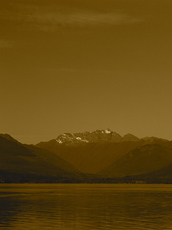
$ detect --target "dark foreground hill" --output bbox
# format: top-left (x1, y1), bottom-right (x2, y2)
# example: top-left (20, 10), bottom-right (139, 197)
top-left (0, 135), bottom-right (83, 183)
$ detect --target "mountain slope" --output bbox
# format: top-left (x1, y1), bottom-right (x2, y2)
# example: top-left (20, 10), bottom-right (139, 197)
top-left (98, 144), bottom-right (172, 177)
top-left (0, 135), bottom-right (82, 182)
top-left (0, 134), bottom-right (19, 143)
top-left (36, 139), bottom-right (144, 174)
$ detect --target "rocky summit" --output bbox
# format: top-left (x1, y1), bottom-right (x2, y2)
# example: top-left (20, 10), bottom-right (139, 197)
top-left (55, 129), bottom-right (139, 145)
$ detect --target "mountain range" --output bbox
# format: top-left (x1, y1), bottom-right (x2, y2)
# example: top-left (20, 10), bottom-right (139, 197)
top-left (1, 129), bottom-right (172, 183)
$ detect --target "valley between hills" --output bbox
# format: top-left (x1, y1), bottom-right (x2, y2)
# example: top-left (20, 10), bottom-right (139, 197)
top-left (1, 129), bottom-right (172, 183)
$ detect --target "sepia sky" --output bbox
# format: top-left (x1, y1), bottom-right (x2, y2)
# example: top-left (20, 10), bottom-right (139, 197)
top-left (1, 0), bottom-right (172, 144)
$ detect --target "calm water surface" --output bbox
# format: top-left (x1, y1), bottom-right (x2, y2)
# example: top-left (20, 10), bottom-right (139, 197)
top-left (0, 184), bottom-right (172, 229)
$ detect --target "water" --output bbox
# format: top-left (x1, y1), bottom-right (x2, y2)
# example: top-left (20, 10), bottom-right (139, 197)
top-left (0, 184), bottom-right (172, 230)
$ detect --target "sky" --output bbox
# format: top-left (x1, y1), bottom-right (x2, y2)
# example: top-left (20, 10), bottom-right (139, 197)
top-left (1, 0), bottom-right (172, 144)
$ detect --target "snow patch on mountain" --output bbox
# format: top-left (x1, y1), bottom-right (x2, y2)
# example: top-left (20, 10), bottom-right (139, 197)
top-left (105, 129), bottom-right (111, 134)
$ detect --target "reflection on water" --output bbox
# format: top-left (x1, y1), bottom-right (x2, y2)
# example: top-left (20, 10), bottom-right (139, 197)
top-left (0, 184), bottom-right (172, 229)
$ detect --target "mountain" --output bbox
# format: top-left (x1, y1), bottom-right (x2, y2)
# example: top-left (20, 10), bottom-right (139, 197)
top-left (43, 129), bottom-right (167, 146)
top-left (36, 129), bottom-right (167, 174)
top-left (98, 144), bottom-right (172, 178)
top-left (1, 131), bottom-right (172, 183)
top-left (55, 129), bottom-right (124, 144)
top-left (123, 133), bottom-right (140, 142)
top-left (141, 136), bottom-right (169, 143)
top-left (37, 141), bottom-right (145, 174)
top-left (0, 133), bottom-right (19, 143)
top-left (0, 134), bottom-right (82, 183)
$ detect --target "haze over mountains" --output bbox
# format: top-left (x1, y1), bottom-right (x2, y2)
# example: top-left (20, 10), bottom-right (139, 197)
top-left (1, 129), bottom-right (172, 183)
